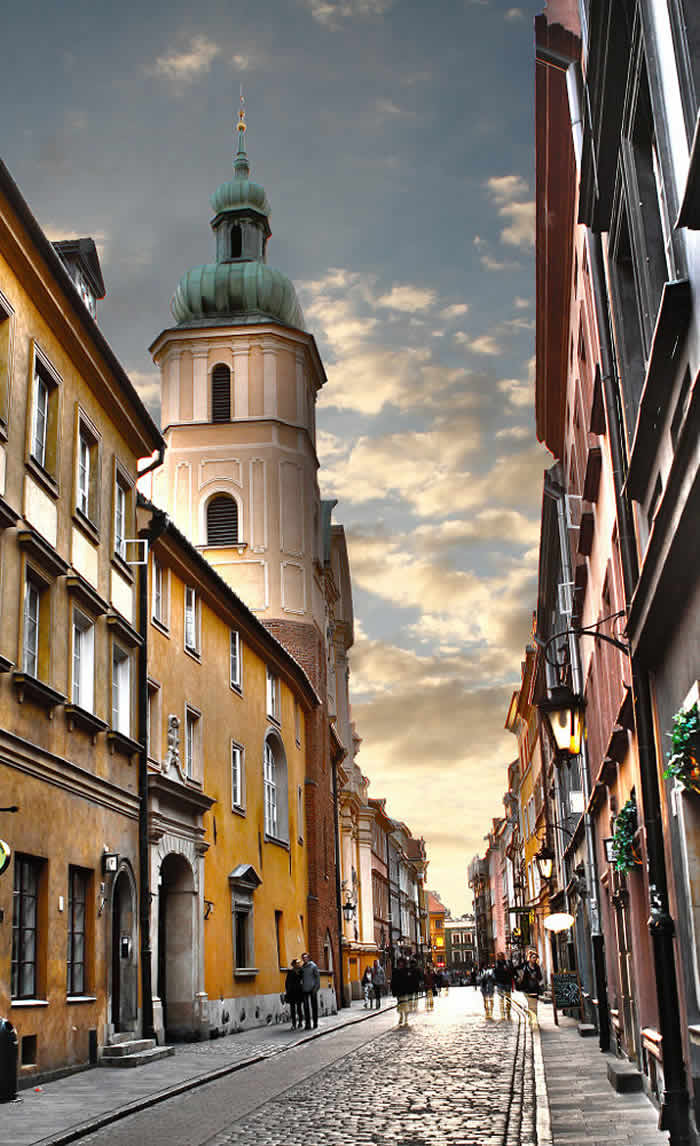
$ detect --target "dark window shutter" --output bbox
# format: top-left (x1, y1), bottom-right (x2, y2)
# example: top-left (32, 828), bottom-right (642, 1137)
top-left (207, 495), bottom-right (238, 545)
top-left (212, 364), bottom-right (231, 423)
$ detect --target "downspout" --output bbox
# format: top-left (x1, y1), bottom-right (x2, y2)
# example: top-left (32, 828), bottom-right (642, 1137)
top-left (136, 467), bottom-right (165, 1041)
top-left (331, 750), bottom-right (346, 1008)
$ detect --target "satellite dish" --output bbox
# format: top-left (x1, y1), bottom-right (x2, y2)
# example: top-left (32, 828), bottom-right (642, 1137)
top-left (543, 912), bottom-right (575, 933)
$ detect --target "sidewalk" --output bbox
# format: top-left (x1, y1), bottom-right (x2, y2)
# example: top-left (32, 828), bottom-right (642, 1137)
top-left (533, 1001), bottom-right (669, 1146)
top-left (3, 999), bottom-right (393, 1146)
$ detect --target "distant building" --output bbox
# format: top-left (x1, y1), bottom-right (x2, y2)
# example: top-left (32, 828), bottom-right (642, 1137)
top-left (444, 916), bottom-right (475, 975)
top-left (426, 890), bottom-right (448, 969)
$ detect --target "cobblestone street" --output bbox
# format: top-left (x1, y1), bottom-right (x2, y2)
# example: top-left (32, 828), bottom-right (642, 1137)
top-left (208, 991), bottom-right (536, 1146)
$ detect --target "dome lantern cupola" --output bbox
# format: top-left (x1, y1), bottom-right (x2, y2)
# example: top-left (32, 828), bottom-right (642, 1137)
top-left (170, 96), bottom-right (305, 330)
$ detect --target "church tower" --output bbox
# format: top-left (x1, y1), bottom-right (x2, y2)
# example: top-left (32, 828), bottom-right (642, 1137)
top-left (150, 101), bottom-right (342, 990)
top-left (150, 100), bottom-right (326, 632)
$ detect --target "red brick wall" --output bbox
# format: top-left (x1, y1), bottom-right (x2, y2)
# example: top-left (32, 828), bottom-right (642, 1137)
top-left (264, 618), bottom-right (341, 1001)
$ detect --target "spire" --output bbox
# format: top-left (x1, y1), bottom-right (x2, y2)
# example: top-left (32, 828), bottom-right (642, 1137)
top-left (234, 87), bottom-right (250, 180)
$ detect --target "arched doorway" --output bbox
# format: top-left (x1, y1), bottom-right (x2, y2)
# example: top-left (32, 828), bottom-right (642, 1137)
top-left (111, 868), bottom-right (137, 1032)
top-left (157, 852), bottom-right (196, 1040)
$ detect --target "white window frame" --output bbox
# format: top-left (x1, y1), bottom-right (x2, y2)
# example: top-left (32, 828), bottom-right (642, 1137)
top-left (184, 586), bottom-right (199, 655)
top-left (31, 371), bottom-right (49, 469)
top-left (72, 609), bottom-right (95, 713)
top-left (263, 739), bottom-right (278, 838)
top-left (230, 629), bottom-right (241, 690)
top-left (23, 577), bottom-right (40, 677)
top-left (231, 741), bottom-right (245, 811)
top-left (266, 668), bottom-right (280, 723)
top-left (147, 679), bottom-right (161, 762)
top-left (77, 431), bottom-right (90, 516)
top-left (185, 705), bottom-right (200, 781)
top-left (297, 784), bottom-right (304, 843)
top-left (152, 558), bottom-right (168, 628)
top-left (114, 479), bottom-right (126, 560)
top-left (112, 643), bottom-right (131, 735)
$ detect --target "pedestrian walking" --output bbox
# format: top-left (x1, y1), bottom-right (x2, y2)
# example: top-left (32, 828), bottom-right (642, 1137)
top-left (479, 965), bottom-right (495, 1018)
top-left (408, 958), bottom-right (421, 1012)
top-left (391, 957), bottom-right (411, 1027)
top-left (423, 964), bottom-right (435, 1010)
top-left (517, 950), bottom-right (543, 1024)
top-left (361, 966), bottom-right (373, 1008)
top-left (300, 950), bottom-right (321, 1030)
top-left (285, 958), bottom-right (304, 1030)
top-left (371, 959), bottom-right (386, 1009)
top-left (493, 950), bottom-right (516, 1019)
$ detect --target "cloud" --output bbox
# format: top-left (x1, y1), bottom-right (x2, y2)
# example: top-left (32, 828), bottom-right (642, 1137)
top-left (148, 36), bottom-right (219, 88)
top-left (231, 53), bottom-right (250, 70)
top-left (495, 425), bottom-right (531, 441)
top-left (307, 0), bottom-right (393, 27)
top-left (377, 284), bottom-right (436, 312)
top-left (129, 370), bottom-right (161, 421)
top-left (486, 174), bottom-right (529, 202)
top-left (455, 332), bottom-right (502, 356)
top-left (505, 7), bottom-right (525, 19)
top-left (485, 175), bottom-right (535, 249)
top-left (440, 303), bottom-right (469, 319)
top-left (514, 296), bottom-right (531, 309)
top-left (376, 98), bottom-right (402, 116)
top-left (480, 253), bottom-right (520, 272)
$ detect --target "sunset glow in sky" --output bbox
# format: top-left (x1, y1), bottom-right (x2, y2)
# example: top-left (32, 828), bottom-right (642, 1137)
top-left (2, 0), bottom-right (548, 914)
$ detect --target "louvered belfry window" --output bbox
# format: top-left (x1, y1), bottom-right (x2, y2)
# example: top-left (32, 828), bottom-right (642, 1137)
top-left (207, 495), bottom-right (238, 545)
top-left (211, 364), bottom-right (231, 422)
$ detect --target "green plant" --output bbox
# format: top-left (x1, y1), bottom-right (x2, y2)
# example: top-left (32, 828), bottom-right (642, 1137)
top-left (664, 701), bottom-right (700, 794)
top-left (611, 795), bottom-right (641, 874)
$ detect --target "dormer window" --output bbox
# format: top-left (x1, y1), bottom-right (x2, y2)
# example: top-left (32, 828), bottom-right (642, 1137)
top-left (231, 225), bottom-right (242, 259)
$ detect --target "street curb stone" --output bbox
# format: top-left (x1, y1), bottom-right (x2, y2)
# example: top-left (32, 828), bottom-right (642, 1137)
top-left (513, 993), bottom-right (552, 1146)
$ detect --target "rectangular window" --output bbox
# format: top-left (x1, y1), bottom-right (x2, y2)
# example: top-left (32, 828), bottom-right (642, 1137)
top-left (297, 784), bottom-right (304, 843)
top-left (77, 432), bottom-right (90, 515)
top-left (23, 577), bottom-right (40, 677)
top-left (264, 740), bottom-right (277, 837)
top-left (114, 480), bottom-right (126, 560)
top-left (185, 706), bottom-right (200, 780)
top-left (152, 560), bottom-right (164, 625)
top-left (266, 668), bottom-right (280, 723)
top-left (184, 586), bottom-right (199, 654)
top-left (112, 644), bottom-right (130, 735)
top-left (231, 742), bottom-right (244, 810)
top-left (72, 610), bottom-right (95, 713)
top-left (12, 855), bottom-right (42, 998)
top-left (274, 910), bottom-right (284, 969)
top-left (67, 867), bottom-right (88, 996)
top-left (235, 909), bottom-right (250, 969)
top-left (147, 680), bottom-right (161, 762)
top-left (31, 372), bottom-right (49, 469)
top-left (230, 629), bottom-right (241, 689)
top-left (0, 289), bottom-right (13, 428)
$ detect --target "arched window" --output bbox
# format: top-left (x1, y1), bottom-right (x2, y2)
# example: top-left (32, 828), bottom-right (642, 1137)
top-left (231, 225), bottom-right (242, 259)
top-left (211, 364), bottom-right (231, 423)
top-left (263, 734), bottom-right (288, 842)
top-left (207, 494), bottom-right (238, 546)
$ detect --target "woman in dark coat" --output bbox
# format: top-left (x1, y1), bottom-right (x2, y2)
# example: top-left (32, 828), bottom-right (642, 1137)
top-left (285, 958), bottom-right (304, 1030)
top-left (391, 958), bottom-right (411, 1027)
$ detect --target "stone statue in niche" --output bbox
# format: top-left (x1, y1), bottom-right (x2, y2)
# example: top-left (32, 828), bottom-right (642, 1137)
top-left (165, 714), bottom-right (183, 779)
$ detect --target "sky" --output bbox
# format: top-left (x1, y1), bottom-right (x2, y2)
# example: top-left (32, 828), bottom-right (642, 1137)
top-left (2, 0), bottom-right (550, 916)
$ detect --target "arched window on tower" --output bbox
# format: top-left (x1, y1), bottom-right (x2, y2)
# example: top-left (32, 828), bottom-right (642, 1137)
top-left (231, 225), bottom-right (242, 259)
top-left (211, 364), bottom-right (231, 422)
top-left (207, 494), bottom-right (239, 546)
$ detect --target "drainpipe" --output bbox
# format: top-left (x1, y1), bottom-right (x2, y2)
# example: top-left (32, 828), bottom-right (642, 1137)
top-left (587, 229), bottom-right (691, 1145)
top-left (136, 482), bottom-right (165, 1041)
top-left (331, 751), bottom-right (346, 1008)
top-left (545, 472), bottom-right (610, 1052)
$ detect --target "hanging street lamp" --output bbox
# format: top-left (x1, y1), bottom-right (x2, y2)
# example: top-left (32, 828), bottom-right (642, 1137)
top-left (538, 684), bottom-right (585, 758)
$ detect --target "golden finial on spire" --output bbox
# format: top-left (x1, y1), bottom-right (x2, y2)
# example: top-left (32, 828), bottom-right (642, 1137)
top-left (238, 85), bottom-right (246, 133)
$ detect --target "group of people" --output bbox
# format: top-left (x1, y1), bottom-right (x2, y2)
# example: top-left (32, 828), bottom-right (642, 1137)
top-left (478, 949), bottom-right (543, 1022)
top-left (391, 958), bottom-right (448, 1026)
top-left (361, 959), bottom-right (387, 1008)
top-left (284, 951), bottom-right (321, 1031)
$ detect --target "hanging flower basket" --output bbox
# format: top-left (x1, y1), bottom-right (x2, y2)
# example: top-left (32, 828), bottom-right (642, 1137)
top-left (611, 795), bottom-right (642, 874)
top-left (664, 701), bottom-right (700, 795)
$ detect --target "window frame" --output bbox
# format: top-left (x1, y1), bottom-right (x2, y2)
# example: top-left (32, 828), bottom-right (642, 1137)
top-left (26, 344), bottom-right (61, 492)
top-left (0, 287), bottom-right (15, 436)
top-left (266, 668), bottom-right (280, 724)
top-left (206, 493), bottom-right (239, 547)
top-left (112, 458), bottom-right (135, 569)
top-left (184, 585), bottom-right (200, 658)
top-left (111, 640), bottom-right (132, 737)
top-left (231, 740), bottom-right (245, 812)
top-left (73, 408), bottom-right (101, 535)
top-left (147, 678), bottom-right (161, 763)
top-left (184, 704), bottom-right (201, 782)
top-left (67, 866), bottom-right (91, 998)
top-left (71, 608), bottom-right (95, 714)
top-left (230, 628), bottom-right (241, 691)
top-left (211, 362), bottom-right (232, 423)
top-left (263, 739), bottom-right (277, 839)
top-left (21, 564), bottom-right (52, 682)
top-left (151, 557), bottom-right (169, 632)
top-left (12, 854), bottom-right (44, 1000)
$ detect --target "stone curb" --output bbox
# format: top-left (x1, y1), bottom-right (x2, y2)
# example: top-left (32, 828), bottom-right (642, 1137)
top-left (31, 1002), bottom-right (398, 1146)
top-left (512, 994), bottom-right (553, 1146)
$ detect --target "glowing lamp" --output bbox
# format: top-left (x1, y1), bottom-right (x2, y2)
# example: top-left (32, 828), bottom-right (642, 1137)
top-left (538, 685), bottom-right (585, 758)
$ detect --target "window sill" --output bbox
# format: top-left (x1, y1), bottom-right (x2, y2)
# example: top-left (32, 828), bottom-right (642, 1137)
top-left (267, 715), bottom-right (281, 728)
top-left (232, 804), bottom-right (246, 818)
top-left (107, 612), bottom-right (142, 648)
top-left (199, 541), bottom-right (248, 556)
top-left (66, 574), bottom-right (109, 616)
top-left (72, 508), bottom-right (100, 547)
top-left (184, 646), bottom-right (202, 663)
top-left (0, 654), bottom-right (14, 673)
top-left (111, 552), bottom-right (134, 585)
top-left (25, 455), bottom-right (59, 500)
top-left (230, 683), bottom-right (242, 697)
top-left (65, 704), bottom-right (109, 741)
top-left (13, 673), bottom-right (66, 714)
top-left (11, 998), bottom-right (49, 1008)
top-left (66, 995), bottom-right (97, 1004)
top-left (107, 729), bottom-right (141, 758)
top-left (18, 527), bottom-right (69, 579)
top-left (233, 968), bottom-right (259, 979)
top-left (151, 616), bottom-right (170, 637)
top-left (0, 492), bottom-right (19, 530)
top-left (0, 416), bottom-right (7, 444)
top-left (264, 834), bottom-right (290, 851)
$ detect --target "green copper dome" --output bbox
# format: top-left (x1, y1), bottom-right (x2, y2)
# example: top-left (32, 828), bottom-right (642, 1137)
top-left (171, 103), bottom-right (305, 331)
top-left (171, 260), bottom-right (305, 328)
